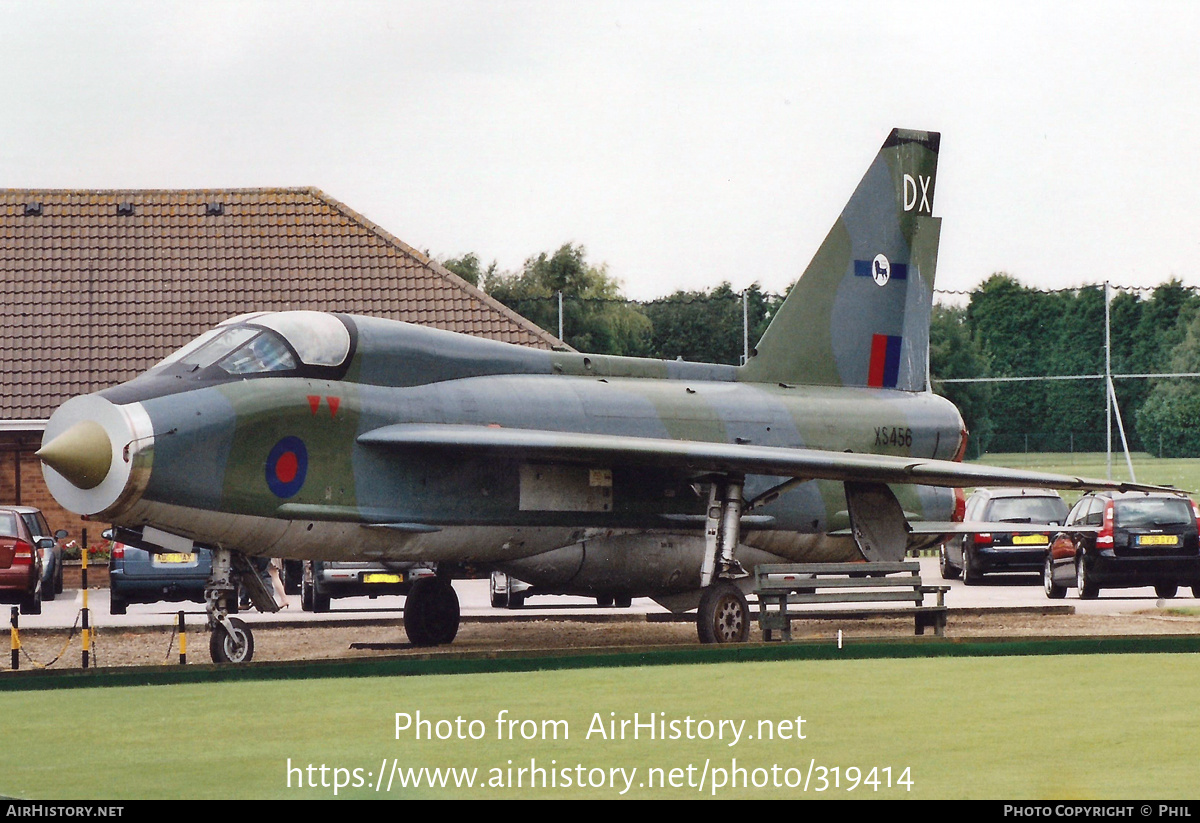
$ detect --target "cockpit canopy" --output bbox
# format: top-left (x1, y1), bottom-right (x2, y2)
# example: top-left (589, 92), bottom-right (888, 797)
top-left (153, 311), bottom-right (354, 377)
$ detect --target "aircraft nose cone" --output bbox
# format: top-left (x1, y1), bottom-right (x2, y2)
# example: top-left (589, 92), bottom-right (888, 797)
top-left (37, 420), bottom-right (113, 490)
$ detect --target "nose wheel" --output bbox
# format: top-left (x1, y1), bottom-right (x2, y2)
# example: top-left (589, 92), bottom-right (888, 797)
top-left (210, 617), bottom-right (254, 664)
top-left (205, 548), bottom-right (272, 664)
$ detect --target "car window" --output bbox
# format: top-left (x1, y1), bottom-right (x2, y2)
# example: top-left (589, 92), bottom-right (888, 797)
top-left (1066, 498), bottom-right (1090, 526)
top-left (21, 512), bottom-right (50, 539)
top-left (987, 497), bottom-right (1067, 524)
top-left (1114, 497), bottom-right (1194, 529)
top-left (0, 512), bottom-right (18, 537)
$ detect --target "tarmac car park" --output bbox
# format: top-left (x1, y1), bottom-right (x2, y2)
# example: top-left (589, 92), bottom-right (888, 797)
top-left (1043, 491), bottom-right (1200, 600)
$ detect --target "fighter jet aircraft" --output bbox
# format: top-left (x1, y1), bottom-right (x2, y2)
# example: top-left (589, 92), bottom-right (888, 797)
top-left (37, 129), bottom-right (1162, 662)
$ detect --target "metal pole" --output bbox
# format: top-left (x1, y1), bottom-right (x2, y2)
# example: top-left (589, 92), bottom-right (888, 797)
top-left (81, 528), bottom-right (89, 669)
top-left (1105, 281), bottom-right (1112, 480)
top-left (1108, 376), bottom-right (1137, 482)
top-left (742, 290), bottom-right (749, 366)
top-left (557, 291), bottom-right (564, 342)
top-left (178, 611), bottom-right (187, 665)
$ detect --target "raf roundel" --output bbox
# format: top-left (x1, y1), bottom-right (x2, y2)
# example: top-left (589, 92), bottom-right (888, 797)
top-left (266, 436), bottom-right (308, 498)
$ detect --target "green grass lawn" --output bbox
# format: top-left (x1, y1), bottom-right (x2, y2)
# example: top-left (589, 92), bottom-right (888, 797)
top-left (972, 451), bottom-right (1200, 498)
top-left (2, 652), bottom-right (1196, 800)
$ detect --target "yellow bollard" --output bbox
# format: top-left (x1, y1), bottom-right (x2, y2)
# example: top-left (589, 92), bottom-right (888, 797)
top-left (178, 611), bottom-right (187, 665)
top-left (10, 607), bottom-right (18, 670)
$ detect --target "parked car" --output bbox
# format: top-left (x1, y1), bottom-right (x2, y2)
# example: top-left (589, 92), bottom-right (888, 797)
top-left (108, 541), bottom-right (214, 615)
top-left (300, 560), bottom-right (436, 612)
top-left (0, 508), bottom-right (46, 614)
top-left (0, 506), bottom-right (64, 601)
top-left (941, 488), bottom-right (1069, 584)
top-left (1043, 491), bottom-right (1200, 600)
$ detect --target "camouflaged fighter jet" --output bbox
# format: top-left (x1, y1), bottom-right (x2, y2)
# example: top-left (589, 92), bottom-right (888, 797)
top-left (37, 129), bottom-right (1163, 662)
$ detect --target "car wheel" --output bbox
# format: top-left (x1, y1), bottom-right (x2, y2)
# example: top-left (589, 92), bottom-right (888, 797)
top-left (55, 563), bottom-right (64, 595)
top-left (614, 595), bottom-right (632, 608)
top-left (939, 544), bottom-right (962, 580)
top-left (21, 587), bottom-right (42, 616)
top-left (209, 617), bottom-right (254, 664)
top-left (110, 593), bottom-right (128, 615)
top-left (697, 581), bottom-right (750, 644)
top-left (312, 590), bottom-right (331, 613)
top-left (489, 575), bottom-right (508, 608)
top-left (962, 547), bottom-right (982, 586)
top-left (1043, 554), bottom-right (1066, 599)
top-left (1192, 585), bottom-right (1200, 599)
top-left (1076, 555), bottom-right (1099, 599)
top-left (1154, 583), bottom-right (1178, 599)
top-left (596, 594), bottom-right (614, 607)
top-left (300, 574), bottom-right (314, 611)
top-left (42, 578), bottom-right (56, 602)
top-left (283, 560), bottom-right (302, 595)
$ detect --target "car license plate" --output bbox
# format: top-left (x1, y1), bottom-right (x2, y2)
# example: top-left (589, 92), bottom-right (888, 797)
top-left (154, 553), bottom-right (196, 564)
top-left (363, 573), bottom-right (402, 584)
top-left (1137, 535), bottom-right (1178, 546)
top-left (1011, 534), bottom-right (1048, 545)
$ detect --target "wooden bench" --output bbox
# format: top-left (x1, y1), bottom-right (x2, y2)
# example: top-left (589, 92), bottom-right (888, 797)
top-left (754, 561), bottom-right (950, 641)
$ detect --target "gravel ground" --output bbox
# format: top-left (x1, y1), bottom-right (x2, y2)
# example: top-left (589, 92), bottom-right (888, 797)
top-left (11, 609), bottom-right (1200, 671)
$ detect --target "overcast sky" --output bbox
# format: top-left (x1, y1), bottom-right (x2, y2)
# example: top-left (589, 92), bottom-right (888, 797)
top-left (2, 1), bottom-right (1197, 300)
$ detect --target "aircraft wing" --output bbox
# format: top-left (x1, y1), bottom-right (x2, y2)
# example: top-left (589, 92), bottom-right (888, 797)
top-left (358, 424), bottom-right (1176, 494)
top-left (907, 521), bottom-right (1099, 534)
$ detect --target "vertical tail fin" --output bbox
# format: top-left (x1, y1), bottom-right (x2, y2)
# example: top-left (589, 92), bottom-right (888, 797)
top-left (739, 128), bottom-right (941, 392)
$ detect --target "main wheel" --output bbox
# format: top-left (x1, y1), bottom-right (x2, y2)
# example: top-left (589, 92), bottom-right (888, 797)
top-left (697, 581), bottom-right (750, 644)
top-left (614, 595), bottom-right (632, 608)
top-left (596, 594), bottom-right (614, 607)
top-left (507, 593), bottom-right (525, 609)
top-left (210, 617), bottom-right (254, 664)
top-left (1155, 583), bottom-right (1178, 599)
top-left (404, 578), bottom-right (460, 647)
top-left (939, 544), bottom-right (962, 580)
top-left (1076, 556), bottom-right (1099, 599)
top-left (1043, 554), bottom-right (1066, 599)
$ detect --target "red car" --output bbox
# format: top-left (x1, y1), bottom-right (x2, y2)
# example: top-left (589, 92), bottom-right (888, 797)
top-left (0, 508), bottom-right (45, 614)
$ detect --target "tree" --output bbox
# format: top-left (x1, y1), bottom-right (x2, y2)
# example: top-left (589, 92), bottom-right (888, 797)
top-left (1136, 309), bottom-right (1200, 457)
top-left (440, 252), bottom-right (496, 287)
top-left (929, 304), bottom-right (993, 452)
top-left (641, 283), bottom-right (785, 365)
top-left (483, 243), bottom-right (652, 355)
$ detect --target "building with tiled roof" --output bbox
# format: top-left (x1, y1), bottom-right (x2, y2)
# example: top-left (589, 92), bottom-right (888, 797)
top-left (0, 187), bottom-right (562, 533)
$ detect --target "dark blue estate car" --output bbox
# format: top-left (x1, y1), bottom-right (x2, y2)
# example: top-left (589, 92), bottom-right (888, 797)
top-left (108, 541), bottom-right (213, 614)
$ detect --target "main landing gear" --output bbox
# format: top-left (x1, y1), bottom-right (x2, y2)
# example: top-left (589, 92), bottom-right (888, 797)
top-left (696, 477), bottom-right (751, 644)
top-left (693, 478), bottom-right (911, 645)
